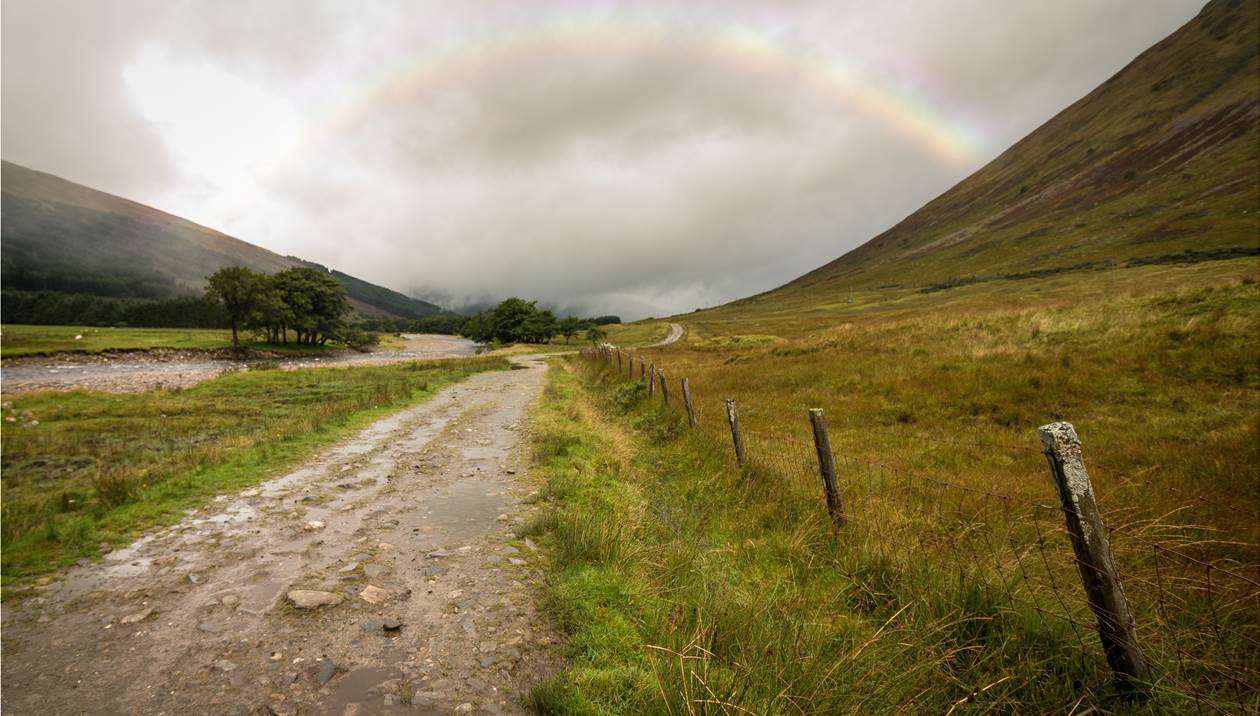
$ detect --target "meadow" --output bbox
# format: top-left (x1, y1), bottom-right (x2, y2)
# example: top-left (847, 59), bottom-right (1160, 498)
top-left (0, 356), bottom-right (507, 589)
top-left (526, 258), bottom-right (1260, 712)
top-left (0, 324), bottom-right (340, 357)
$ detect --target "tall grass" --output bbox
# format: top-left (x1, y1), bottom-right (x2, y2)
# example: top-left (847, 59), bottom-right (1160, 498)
top-left (534, 260), bottom-right (1259, 713)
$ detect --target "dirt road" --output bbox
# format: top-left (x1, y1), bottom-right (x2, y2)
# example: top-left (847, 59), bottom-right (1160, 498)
top-left (651, 323), bottom-right (684, 347)
top-left (0, 334), bottom-right (478, 395)
top-left (1, 355), bottom-right (559, 715)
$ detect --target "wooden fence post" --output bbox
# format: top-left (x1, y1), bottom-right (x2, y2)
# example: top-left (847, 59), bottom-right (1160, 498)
top-left (617, 349), bottom-right (623, 373)
top-left (808, 409), bottom-right (844, 526)
top-left (725, 399), bottom-right (746, 466)
top-left (1038, 422), bottom-right (1150, 690)
top-left (648, 364), bottom-right (656, 396)
top-left (639, 359), bottom-right (646, 382)
top-left (681, 377), bottom-right (697, 428)
top-left (659, 369), bottom-right (670, 406)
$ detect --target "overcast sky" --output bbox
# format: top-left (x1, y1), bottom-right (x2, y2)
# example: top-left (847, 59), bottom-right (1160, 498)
top-left (2, 0), bottom-right (1201, 318)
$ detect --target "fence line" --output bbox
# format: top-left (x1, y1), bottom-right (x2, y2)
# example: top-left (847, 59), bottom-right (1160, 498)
top-left (579, 344), bottom-right (1260, 711)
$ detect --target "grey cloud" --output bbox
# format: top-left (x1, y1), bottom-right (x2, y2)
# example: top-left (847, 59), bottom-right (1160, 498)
top-left (1, 0), bottom-right (176, 195)
top-left (1, 1), bottom-right (1203, 319)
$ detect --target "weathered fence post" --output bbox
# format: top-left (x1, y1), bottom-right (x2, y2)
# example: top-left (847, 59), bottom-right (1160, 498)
top-left (639, 359), bottom-right (646, 382)
top-left (648, 364), bottom-right (656, 396)
top-left (1038, 422), bottom-right (1150, 690)
top-left (808, 409), bottom-right (844, 526)
top-left (725, 399), bottom-right (746, 466)
top-left (617, 349), bottom-right (623, 373)
top-left (681, 377), bottom-right (697, 428)
top-left (659, 369), bottom-right (670, 406)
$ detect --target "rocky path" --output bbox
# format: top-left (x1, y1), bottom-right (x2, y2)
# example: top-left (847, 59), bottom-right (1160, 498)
top-left (0, 333), bottom-right (479, 395)
top-left (1, 356), bottom-right (560, 715)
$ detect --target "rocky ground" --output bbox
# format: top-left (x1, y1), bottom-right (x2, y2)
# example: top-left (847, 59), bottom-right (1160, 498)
top-left (1, 355), bottom-right (561, 715)
top-left (0, 334), bottom-right (479, 395)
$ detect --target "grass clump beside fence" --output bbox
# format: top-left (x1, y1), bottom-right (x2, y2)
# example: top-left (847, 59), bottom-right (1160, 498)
top-left (526, 359), bottom-right (1150, 714)
top-left (0, 356), bottom-right (507, 589)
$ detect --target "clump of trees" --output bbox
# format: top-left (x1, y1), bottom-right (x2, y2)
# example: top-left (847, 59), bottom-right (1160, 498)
top-left (456, 298), bottom-right (605, 345)
top-left (205, 266), bottom-right (350, 348)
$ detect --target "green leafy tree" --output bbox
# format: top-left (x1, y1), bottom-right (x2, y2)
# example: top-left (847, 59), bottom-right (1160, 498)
top-left (523, 309), bottom-right (558, 343)
top-left (205, 266), bottom-right (261, 348)
top-left (558, 316), bottom-right (587, 343)
top-left (490, 298), bottom-right (538, 344)
top-left (585, 325), bottom-right (608, 344)
top-left (272, 267), bottom-right (350, 344)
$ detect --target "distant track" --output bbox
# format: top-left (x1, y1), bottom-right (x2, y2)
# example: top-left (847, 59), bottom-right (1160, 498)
top-left (650, 323), bottom-right (684, 347)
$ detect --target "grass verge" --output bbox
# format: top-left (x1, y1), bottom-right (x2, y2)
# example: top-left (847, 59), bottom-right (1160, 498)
top-left (524, 356), bottom-right (1253, 714)
top-left (0, 356), bottom-right (507, 591)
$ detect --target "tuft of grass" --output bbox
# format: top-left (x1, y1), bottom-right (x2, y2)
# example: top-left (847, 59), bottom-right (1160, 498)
top-left (0, 356), bottom-right (507, 590)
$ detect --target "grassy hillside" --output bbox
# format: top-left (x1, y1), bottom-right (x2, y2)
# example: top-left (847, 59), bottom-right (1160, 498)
top-left (553, 1), bottom-right (1260, 710)
top-left (748, 0), bottom-right (1257, 308)
top-left (0, 161), bottom-right (445, 319)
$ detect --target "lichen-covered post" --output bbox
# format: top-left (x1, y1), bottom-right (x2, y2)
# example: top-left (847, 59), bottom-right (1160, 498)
top-left (725, 399), bottom-right (746, 466)
top-left (658, 369), bottom-right (670, 406)
top-left (808, 409), bottom-right (844, 526)
top-left (639, 359), bottom-right (646, 383)
top-left (648, 363), bottom-right (656, 397)
top-left (1039, 422), bottom-right (1150, 690)
top-left (681, 377), bottom-right (697, 428)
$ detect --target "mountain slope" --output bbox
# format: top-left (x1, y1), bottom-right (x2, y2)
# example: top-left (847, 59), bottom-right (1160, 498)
top-left (0, 161), bottom-right (445, 319)
top-left (759, 0), bottom-right (1258, 303)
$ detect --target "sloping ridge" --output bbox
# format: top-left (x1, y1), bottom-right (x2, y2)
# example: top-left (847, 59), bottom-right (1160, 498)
top-left (771, 0), bottom-right (1258, 299)
top-left (0, 160), bottom-right (446, 319)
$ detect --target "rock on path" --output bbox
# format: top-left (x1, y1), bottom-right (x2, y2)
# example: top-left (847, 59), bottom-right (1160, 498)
top-left (1, 355), bottom-right (561, 715)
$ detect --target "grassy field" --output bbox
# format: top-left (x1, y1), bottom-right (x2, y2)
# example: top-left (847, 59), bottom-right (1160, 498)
top-left (528, 349), bottom-right (1257, 713)
top-left (557, 258), bottom-right (1260, 711)
top-left (0, 324), bottom-right (344, 357)
top-left (606, 259), bottom-right (1259, 536)
top-left (0, 356), bottom-right (507, 590)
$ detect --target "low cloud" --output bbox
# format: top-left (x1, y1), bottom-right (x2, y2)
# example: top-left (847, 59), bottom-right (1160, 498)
top-left (1, 0), bottom-right (1201, 318)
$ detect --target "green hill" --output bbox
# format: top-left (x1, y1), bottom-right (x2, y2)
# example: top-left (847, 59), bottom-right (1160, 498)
top-left (746, 0), bottom-right (1257, 307)
top-left (0, 161), bottom-right (445, 320)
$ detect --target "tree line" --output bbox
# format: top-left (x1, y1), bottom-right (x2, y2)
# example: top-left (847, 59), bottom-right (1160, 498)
top-left (1, 290), bottom-right (226, 328)
top-left (204, 266), bottom-right (351, 348)
top-left (357, 299), bottom-right (616, 345)
top-left (460, 298), bottom-right (610, 344)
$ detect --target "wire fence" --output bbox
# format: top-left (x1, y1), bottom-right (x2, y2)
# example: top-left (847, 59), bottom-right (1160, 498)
top-left (582, 345), bottom-right (1260, 712)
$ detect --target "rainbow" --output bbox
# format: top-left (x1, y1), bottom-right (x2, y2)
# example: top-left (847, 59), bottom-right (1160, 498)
top-left (304, 9), bottom-right (994, 166)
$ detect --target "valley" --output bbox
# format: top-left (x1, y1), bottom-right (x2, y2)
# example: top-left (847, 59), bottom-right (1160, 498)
top-left (1, 0), bottom-right (1257, 713)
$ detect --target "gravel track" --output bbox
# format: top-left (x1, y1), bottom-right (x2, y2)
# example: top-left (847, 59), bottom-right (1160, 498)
top-left (1, 355), bottom-right (560, 715)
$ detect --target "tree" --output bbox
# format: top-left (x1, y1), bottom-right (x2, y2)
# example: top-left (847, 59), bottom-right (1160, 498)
top-left (558, 317), bottom-right (587, 343)
top-left (523, 309), bottom-right (558, 343)
top-left (205, 266), bottom-right (261, 348)
top-left (272, 267), bottom-right (350, 344)
top-left (585, 326), bottom-right (608, 344)
top-left (490, 298), bottom-right (538, 344)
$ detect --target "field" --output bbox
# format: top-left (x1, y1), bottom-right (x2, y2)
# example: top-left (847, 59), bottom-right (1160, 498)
top-left (533, 257), bottom-right (1260, 711)
top-left (0, 356), bottom-right (507, 589)
top-left (0, 324), bottom-right (345, 357)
